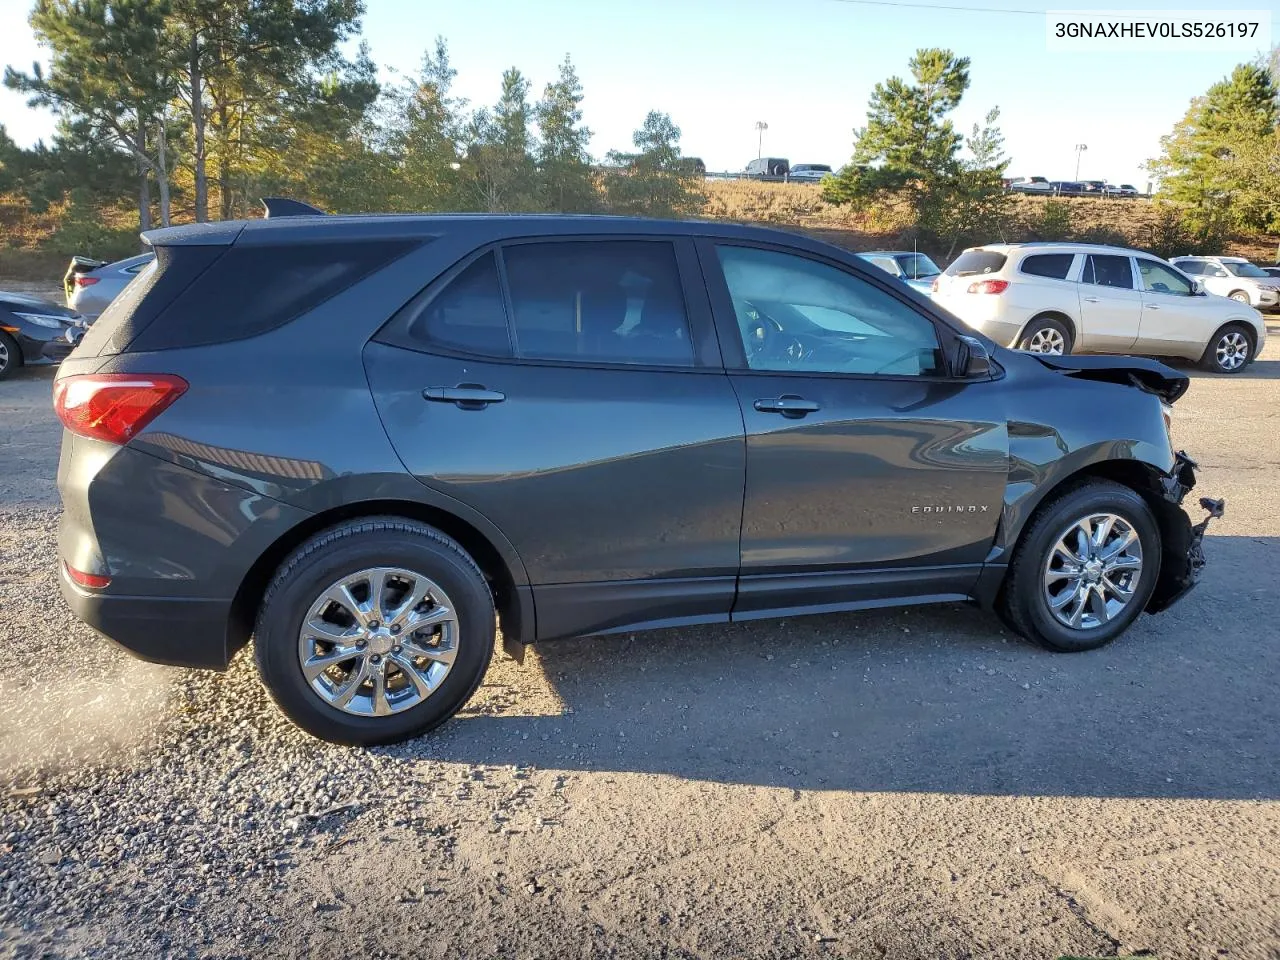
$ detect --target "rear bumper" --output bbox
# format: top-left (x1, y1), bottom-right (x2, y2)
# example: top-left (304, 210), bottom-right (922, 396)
top-left (60, 564), bottom-right (233, 669)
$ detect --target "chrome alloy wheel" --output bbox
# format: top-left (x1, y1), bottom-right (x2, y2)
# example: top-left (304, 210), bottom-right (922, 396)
top-left (1215, 330), bottom-right (1250, 371)
top-left (1026, 327), bottom-right (1066, 355)
top-left (297, 567), bottom-right (458, 717)
top-left (1042, 513), bottom-right (1143, 630)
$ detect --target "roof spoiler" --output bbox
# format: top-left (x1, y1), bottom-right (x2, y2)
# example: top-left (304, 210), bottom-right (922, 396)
top-left (261, 197), bottom-right (327, 218)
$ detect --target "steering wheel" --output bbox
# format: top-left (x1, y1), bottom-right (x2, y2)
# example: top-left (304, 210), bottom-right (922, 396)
top-left (740, 301), bottom-right (810, 365)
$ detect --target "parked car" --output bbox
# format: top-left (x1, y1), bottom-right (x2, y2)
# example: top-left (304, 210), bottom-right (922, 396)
top-left (1168, 256), bottom-right (1280, 312)
top-left (1103, 184), bottom-right (1139, 197)
top-left (0, 291), bottom-right (83, 379)
top-left (1049, 181), bottom-right (1086, 196)
top-left (64, 252), bottom-right (154, 317)
top-left (856, 250), bottom-right (942, 293)
top-left (745, 157), bottom-right (789, 178)
top-left (53, 206), bottom-right (1222, 744)
top-left (1079, 181), bottom-right (1108, 195)
top-left (1009, 177), bottom-right (1052, 193)
top-left (1260, 265), bottom-right (1280, 279)
top-left (789, 163), bottom-right (833, 182)
top-left (931, 242), bottom-right (1265, 374)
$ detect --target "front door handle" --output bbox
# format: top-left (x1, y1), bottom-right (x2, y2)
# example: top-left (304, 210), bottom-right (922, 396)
top-left (754, 395), bottom-right (820, 418)
top-left (1145, 304), bottom-right (1160, 311)
top-left (1082, 296), bottom-right (1100, 303)
top-left (423, 384), bottom-right (506, 410)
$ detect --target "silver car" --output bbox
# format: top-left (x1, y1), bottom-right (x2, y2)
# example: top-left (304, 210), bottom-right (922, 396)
top-left (856, 250), bottom-right (943, 294)
top-left (64, 252), bottom-right (154, 318)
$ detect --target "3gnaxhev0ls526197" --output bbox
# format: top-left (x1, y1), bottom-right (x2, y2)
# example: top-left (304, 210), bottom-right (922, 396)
top-left (52, 202), bottom-right (1224, 745)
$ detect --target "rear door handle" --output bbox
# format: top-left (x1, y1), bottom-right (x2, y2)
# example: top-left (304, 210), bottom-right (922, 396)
top-left (753, 396), bottom-right (820, 418)
top-left (423, 384), bottom-right (506, 410)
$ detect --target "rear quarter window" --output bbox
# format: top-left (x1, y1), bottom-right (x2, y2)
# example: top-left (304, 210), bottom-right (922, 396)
top-left (1019, 253), bottom-right (1075, 280)
top-left (945, 250), bottom-right (1007, 277)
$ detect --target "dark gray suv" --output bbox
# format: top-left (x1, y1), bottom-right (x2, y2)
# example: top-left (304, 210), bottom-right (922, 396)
top-left (53, 204), bottom-right (1222, 745)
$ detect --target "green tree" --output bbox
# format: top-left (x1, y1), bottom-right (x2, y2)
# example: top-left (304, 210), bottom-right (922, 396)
top-left (465, 68), bottom-right (538, 212)
top-left (1150, 63), bottom-right (1278, 232)
top-left (535, 55), bottom-right (594, 212)
top-left (926, 107), bottom-right (1011, 258)
top-left (6, 0), bottom-right (180, 226)
top-left (604, 110), bottom-right (701, 216)
top-left (823, 47), bottom-right (970, 220)
top-left (385, 37), bottom-right (466, 211)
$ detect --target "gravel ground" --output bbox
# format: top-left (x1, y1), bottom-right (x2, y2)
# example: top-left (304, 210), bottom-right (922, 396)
top-left (1, 322), bottom-right (1279, 959)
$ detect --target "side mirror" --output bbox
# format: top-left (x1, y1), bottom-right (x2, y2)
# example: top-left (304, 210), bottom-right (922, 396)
top-left (1191, 278), bottom-right (1206, 296)
top-left (957, 335), bottom-right (992, 378)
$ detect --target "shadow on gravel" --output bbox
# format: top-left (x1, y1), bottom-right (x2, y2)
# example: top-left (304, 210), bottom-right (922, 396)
top-left (415, 534), bottom-right (1280, 802)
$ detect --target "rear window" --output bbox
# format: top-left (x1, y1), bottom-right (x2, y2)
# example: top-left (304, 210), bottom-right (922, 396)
top-left (128, 239), bottom-right (417, 352)
top-left (945, 250), bottom-right (1007, 277)
top-left (1019, 253), bottom-right (1075, 280)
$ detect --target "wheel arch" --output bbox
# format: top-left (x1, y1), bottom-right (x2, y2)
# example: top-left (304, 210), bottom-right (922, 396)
top-left (980, 457), bottom-right (1191, 612)
top-left (1016, 310), bottom-right (1077, 349)
top-left (227, 498), bottom-right (534, 661)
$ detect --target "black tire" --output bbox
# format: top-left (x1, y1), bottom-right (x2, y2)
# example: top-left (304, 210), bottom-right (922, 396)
top-left (0, 331), bottom-right (20, 381)
top-left (1227, 291), bottom-right (1251, 304)
top-left (1199, 322), bottom-right (1255, 374)
top-left (253, 517), bottom-right (495, 745)
top-left (1018, 316), bottom-right (1073, 355)
top-left (999, 480), bottom-right (1160, 653)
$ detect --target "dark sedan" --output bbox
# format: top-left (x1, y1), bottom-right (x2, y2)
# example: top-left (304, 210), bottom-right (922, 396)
top-left (0, 292), bottom-right (83, 379)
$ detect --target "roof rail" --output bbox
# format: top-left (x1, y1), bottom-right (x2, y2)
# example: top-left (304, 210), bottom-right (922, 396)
top-left (260, 197), bottom-right (327, 218)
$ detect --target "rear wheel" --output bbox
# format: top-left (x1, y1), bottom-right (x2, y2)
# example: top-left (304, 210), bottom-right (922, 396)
top-left (1000, 481), bottom-right (1160, 652)
top-left (1018, 317), bottom-right (1072, 355)
top-left (0, 331), bottom-right (19, 380)
top-left (254, 517), bottom-right (495, 745)
top-left (1200, 323), bottom-right (1254, 374)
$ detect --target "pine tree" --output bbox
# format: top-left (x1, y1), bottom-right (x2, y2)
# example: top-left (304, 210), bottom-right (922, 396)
top-left (604, 111), bottom-right (702, 217)
top-left (386, 37), bottom-right (466, 211)
top-left (465, 68), bottom-right (537, 212)
top-left (535, 55), bottom-right (594, 212)
top-left (1150, 64), bottom-right (1278, 232)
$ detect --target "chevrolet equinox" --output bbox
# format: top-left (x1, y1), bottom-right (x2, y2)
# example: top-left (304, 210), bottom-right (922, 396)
top-left (53, 202), bottom-right (1222, 745)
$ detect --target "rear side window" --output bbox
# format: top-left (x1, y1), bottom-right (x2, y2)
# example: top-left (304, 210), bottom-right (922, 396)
top-left (1082, 255), bottom-right (1133, 289)
top-left (945, 250), bottom-right (1007, 277)
top-left (127, 239), bottom-right (417, 352)
top-left (503, 241), bottom-right (694, 366)
top-left (1020, 253), bottom-right (1074, 280)
top-left (407, 253), bottom-right (511, 357)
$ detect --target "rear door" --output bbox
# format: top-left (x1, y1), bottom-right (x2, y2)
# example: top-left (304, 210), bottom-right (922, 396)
top-left (1077, 253), bottom-right (1142, 351)
top-left (697, 239), bottom-right (1008, 617)
top-left (365, 236), bottom-right (746, 641)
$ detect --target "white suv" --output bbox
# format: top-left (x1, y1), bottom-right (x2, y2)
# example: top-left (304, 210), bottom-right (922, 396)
top-left (931, 242), bottom-right (1266, 374)
top-left (1168, 256), bottom-right (1280, 312)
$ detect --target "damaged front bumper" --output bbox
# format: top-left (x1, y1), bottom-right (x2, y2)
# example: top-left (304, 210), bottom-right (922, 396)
top-left (1147, 451), bottom-right (1224, 614)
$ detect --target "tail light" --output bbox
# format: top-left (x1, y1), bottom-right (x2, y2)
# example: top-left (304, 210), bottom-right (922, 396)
top-left (73, 276), bottom-right (100, 288)
top-left (64, 561), bottom-right (111, 590)
top-left (53, 374), bottom-right (188, 445)
top-left (967, 279), bottom-right (1009, 294)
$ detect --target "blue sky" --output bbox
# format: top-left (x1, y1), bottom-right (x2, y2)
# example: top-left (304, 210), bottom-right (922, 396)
top-left (0, 0), bottom-right (1274, 188)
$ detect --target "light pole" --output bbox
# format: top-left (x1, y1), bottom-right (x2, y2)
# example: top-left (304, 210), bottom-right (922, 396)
top-left (755, 121), bottom-right (768, 160)
top-left (1074, 143), bottom-right (1088, 180)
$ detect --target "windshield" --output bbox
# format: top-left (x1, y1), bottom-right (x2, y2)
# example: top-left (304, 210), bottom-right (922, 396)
top-left (1224, 262), bottom-right (1269, 278)
top-left (895, 253), bottom-right (941, 279)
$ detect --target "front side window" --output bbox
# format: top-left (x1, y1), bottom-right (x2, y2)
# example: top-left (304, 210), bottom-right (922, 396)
top-left (503, 241), bottom-right (694, 366)
top-left (716, 245), bottom-right (943, 377)
top-left (1137, 259), bottom-right (1193, 296)
top-left (1082, 255), bottom-right (1134, 289)
top-left (1175, 260), bottom-right (1204, 275)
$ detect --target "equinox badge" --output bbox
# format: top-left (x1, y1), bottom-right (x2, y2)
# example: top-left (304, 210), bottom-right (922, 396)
top-left (911, 504), bottom-right (991, 514)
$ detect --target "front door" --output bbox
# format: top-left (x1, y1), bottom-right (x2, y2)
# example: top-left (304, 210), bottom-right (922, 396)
top-left (1134, 257), bottom-right (1222, 358)
top-left (366, 237), bottom-right (746, 640)
top-left (1078, 253), bottom-right (1143, 351)
top-left (697, 240), bottom-right (1008, 618)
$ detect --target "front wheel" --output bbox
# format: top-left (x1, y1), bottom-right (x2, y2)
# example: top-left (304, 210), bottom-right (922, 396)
top-left (254, 517), bottom-right (496, 745)
top-left (0, 331), bottom-right (19, 380)
top-left (1228, 291), bottom-right (1251, 304)
top-left (999, 481), bottom-right (1160, 652)
top-left (1200, 323), bottom-right (1254, 374)
top-left (1018, 317), bottom-right (1072, 355)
